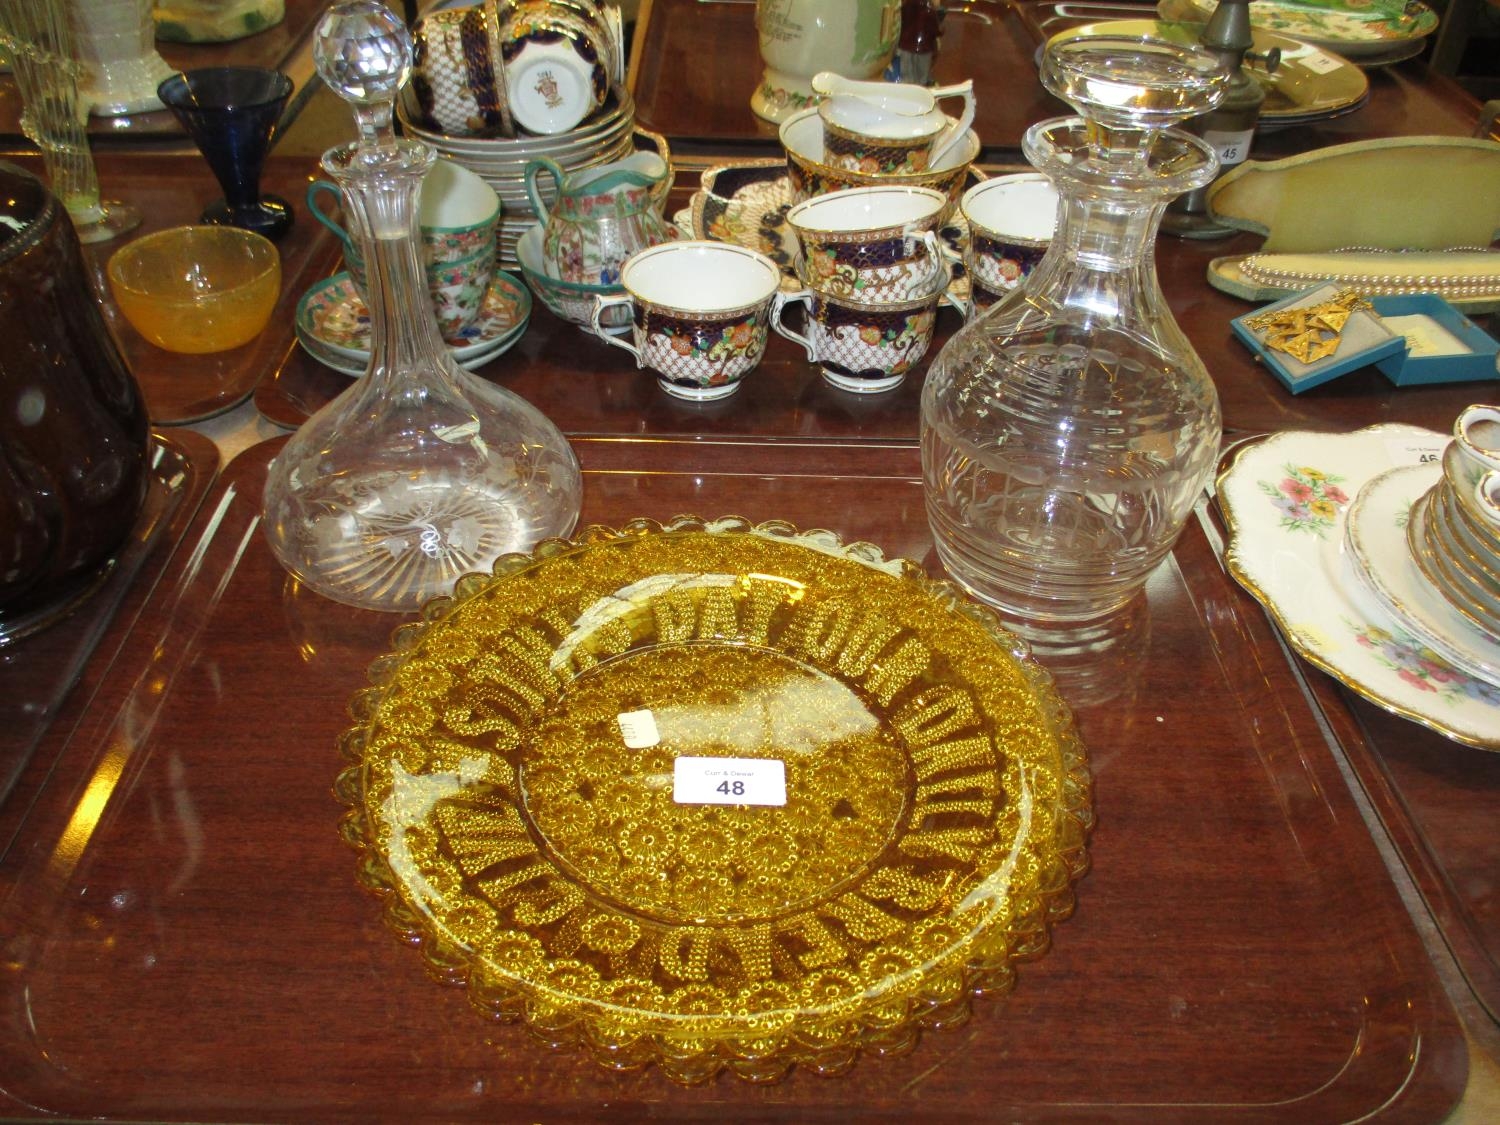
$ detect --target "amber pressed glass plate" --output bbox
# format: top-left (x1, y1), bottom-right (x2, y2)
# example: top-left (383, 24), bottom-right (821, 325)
top-left (338, 516), bottom-right (1092, 1084)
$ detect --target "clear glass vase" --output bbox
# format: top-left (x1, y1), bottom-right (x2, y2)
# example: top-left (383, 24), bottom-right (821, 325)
top-left (920, 36), bottom-right (1228, 625)
top-left (261, 1), bottom-right (581, 612)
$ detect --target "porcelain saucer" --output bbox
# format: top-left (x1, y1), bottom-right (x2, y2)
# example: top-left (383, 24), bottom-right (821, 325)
top-left (1217, 424), bottom-right (1500, 750)
top-left (1342, 463), bottom-right (1500, 686)
top-left (296, 270), bottom-right (531, 374)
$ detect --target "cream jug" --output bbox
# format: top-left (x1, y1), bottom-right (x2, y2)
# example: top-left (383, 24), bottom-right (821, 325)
top-left (813, 72), bottom-right (976, 173)
top-left (524, 151), bottom-right (676, 286)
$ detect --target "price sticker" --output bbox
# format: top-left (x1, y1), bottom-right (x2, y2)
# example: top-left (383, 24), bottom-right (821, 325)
top-left (616, 709), bottom-right (660, 749)
top-left (673, 756), bottom-right (786, 807)
top-left (1383, 438), bottom-right (1446, 467)
top-left (1202, 128), bottom-right (1254, 169)
top-left (1296, 48), bottom-right (1345, 75)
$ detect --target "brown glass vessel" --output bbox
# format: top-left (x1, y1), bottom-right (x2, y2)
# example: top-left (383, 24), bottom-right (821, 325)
top-left (0, 160), bottom-right (149, 641)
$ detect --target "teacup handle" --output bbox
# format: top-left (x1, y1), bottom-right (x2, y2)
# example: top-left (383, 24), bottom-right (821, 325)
top-left (524, 156), bottom-right (568, 220)
top-left (590, 293), bottom-right (641, 361)
top-left (927, 79), bottom-right (975, 168)
top-left (770, 289), bottom-right (817, 361)
top-left (1455, 404), bottom-right (1500, 472)
top-left (306, 180), bottom-right (356, 256)
top-left (1475, 469), bottom-right (1500, 529)
top-left (903, 231), bottom-right (949, 298)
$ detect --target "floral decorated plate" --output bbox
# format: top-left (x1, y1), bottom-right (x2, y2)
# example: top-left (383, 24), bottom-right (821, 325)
top-left (1162, 0), bottom-right (1438, 59)
top-left (296, 270), bottom-right (531, 372)
top-left (1217, 425), bottom-right (1500, 750)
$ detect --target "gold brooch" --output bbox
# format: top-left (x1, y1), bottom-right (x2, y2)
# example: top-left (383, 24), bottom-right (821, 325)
top-left (1244, 289), bottom-right (1374, 364)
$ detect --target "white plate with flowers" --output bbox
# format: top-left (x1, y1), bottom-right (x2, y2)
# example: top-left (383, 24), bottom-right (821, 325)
top-left (1217, 424), bottom-right (1500, 750)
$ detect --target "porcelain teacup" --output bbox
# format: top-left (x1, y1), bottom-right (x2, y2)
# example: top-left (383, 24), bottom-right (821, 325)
top-left (773, 263), bottom-right (959, 394)
top-left (785, 185), bottom-right (948, 303)
top-left (1442, 405), bottom-right (1500, 534)
top-left (959, 173), bottom-right (1059, 314)
top-left (812, 72), bottom-right (975, 175)
top-left (589, 242), bottom-right (784, 401)
top-left (409, 0), bottom-right (614, 137)
top-left (308, 160), bottom-right (501, 341)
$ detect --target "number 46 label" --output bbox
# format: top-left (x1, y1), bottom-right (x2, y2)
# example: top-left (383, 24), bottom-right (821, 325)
top-left (673, 756), bottom-right (787, 807)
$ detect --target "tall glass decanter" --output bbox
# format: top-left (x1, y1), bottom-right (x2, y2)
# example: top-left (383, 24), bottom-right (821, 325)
top-left (262, 1), bottom-right (581, 611)
top-left (921, 36), bottom-right (1228, 624)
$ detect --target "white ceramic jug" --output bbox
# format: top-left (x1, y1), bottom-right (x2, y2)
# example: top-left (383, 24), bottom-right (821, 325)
top-left (752, 0), bottom-right (901, 123)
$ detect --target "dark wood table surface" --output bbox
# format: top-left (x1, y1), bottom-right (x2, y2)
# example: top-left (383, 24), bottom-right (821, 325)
top-left (630, 0), bottom-right (1500, 157)
top-left (2, 8), bottom-right (1500, 1120)
top-left (0, 148), bottom-right (340, 425)
top-left (0, 0), bottom-right (331, 144)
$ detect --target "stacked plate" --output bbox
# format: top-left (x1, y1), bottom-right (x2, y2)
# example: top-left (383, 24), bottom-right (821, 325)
top-left (398, 85), bottom-right (642, 266)
top-left (1344, 461), bottom-right (1500, 688)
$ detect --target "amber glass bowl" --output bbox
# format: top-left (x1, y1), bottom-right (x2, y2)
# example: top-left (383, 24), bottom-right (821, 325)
top-left (107, 224), bottom-right (281, 353)
top-left (338, 516), bottom-right (1092, 1084)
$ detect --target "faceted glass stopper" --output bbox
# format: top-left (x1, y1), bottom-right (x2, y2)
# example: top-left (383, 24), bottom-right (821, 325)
top-left (1041, 35), bottom-right (1228, 132)
top-left (314, 0), bottom-right (412, 148)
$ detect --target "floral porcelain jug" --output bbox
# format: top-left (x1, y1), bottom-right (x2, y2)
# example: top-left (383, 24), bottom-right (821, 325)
top-left (524, 151), bottom-right (675, 286)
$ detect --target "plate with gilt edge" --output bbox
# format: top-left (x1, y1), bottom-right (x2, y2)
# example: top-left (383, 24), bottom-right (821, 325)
top-left (1344, 463), bottom-right (1500, 685)
top-left (337, 516), bottom-right (1092, 1085)
top-left (1217, 425), bottom-right (1500, 751)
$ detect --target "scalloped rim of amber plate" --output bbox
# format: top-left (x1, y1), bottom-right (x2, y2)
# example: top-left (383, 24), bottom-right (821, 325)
top-left (335, 515), bottom-right (1093, 1085)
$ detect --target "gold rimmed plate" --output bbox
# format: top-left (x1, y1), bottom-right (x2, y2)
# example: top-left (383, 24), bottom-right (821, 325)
top-left (337, 516), bottom-right (1092, 1084)
top-left (1218, 426), bottom-right (1500, 751)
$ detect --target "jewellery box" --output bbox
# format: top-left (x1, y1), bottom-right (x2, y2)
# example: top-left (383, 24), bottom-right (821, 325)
top-left (1205, 136), bottom-right (1500, 314)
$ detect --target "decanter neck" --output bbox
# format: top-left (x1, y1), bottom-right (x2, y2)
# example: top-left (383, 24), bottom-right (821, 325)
top-left (1045, 191), bottom-right (1166, 273)
top-left (322, 138), bottom-right (452, 394)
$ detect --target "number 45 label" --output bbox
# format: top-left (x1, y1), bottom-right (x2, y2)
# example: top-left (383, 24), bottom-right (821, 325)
top-left (673, 756), bottom-right (787, 807)
top-left (1202, 128), bottom-right (1254, 168)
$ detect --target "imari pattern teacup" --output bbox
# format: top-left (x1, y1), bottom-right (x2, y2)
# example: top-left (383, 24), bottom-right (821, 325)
top-left (590, 242), bottom-right (784, 401)
top-left (959, 173), bottom-right (1058, 315)
top-left (786, 185), bottom-right (948, 304)
top-left (773, 265), bottom-right (959, 394)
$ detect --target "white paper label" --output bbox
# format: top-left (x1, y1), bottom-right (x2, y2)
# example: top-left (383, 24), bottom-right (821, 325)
top-left (1383, 437), bottom-right (1446, 466)
top-left (1295, 48), bottom-right (1344, 75)
top-left (673, 756), bottom-right (787, 807)
top-left (616, 709), bottom-right (660, 749)
top-left (1202, 128), bottom-right (1254, 168)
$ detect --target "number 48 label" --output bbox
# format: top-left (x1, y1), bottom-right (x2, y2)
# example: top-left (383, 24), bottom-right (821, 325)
top-left (673, 756), bottom-right (787, 807)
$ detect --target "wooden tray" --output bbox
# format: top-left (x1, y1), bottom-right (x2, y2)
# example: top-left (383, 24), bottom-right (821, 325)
top-left (0, 436), bottom-right (1466, 1121)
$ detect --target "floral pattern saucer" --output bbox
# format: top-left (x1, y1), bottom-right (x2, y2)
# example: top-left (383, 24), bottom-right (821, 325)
top-left (1217, 424), bottom-right (1500, 750)
top-left (296, 270), bottom-right (531, 375)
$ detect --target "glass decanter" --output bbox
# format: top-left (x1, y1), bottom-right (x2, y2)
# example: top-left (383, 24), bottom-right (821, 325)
top-left (262, 1), bottom-right (581, 612)
top-left (921, 35), bottom-right (1228, 625)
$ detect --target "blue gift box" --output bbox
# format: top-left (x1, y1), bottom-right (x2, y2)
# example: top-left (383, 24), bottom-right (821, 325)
top-left (1369, 294), bottom-right (1500, 386)
top-left (1231, 283), bottom-right (1406, 394)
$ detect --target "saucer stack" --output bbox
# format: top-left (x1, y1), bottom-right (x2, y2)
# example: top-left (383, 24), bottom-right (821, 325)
top-left (1341, 455), bottom-right (1500, 690)
top-left (1406, 442), bottom-right (1500, 636)
top-left (295, 271), bottom-right (532, 377)
top-left (398, 87), bottom-right (645, 267)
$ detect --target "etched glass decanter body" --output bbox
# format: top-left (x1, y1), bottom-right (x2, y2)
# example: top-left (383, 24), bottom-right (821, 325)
top-left (921, 36), bottom-right (1228, 625)
top-left (262, 1), bottom-right (581, 611)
